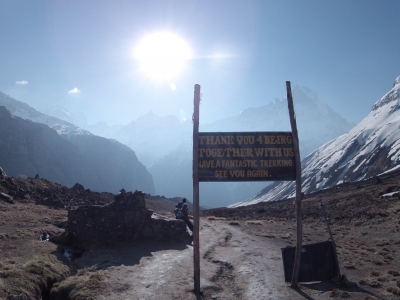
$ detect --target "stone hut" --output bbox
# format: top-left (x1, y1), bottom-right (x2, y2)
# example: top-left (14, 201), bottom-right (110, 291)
top-left (67, 190), bottom-right (188, 249)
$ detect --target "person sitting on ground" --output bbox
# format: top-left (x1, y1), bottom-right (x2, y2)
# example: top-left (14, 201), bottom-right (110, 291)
top-left (176, 198), bottom-right (194, 233)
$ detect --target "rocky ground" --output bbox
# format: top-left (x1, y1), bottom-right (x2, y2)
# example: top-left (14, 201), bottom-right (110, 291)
top-left (201, 174), bottom-right (400, 299)
top-left (0, 169), bottom-right (400, 299)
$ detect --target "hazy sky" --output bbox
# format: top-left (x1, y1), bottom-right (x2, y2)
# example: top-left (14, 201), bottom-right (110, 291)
top-left (1, 0), bottom-right (399, 126)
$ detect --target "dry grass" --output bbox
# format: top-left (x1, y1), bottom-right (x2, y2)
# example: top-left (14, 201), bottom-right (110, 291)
top-left (372, 259), bottom-right (384, 266)
top-left (50, 270), bottom-right (105, 300)
top-left (0, 255), bottom-right (69, 299)
top-left (246, 220), bottom-right (263, 226)
top-left (371, 270), bottom-right (380, 276)
top-left (359, 277), bottom-right (381, 288)
top-left (364, 296), bottom-right (379, 300)
top-left (279, 232), bottom-right (292, 240)
top-left (1, 171), bottom-right (400, 299)
top-left (387, 286), bottom-right (400, 296)
top-left (207, 216), bottom-right (227, 221)
top-left (228, 221), bottom-right (240, 226)
top-left (376, 276), bottom-right (389, 282)
top-left (388, 270), bottom-right (400, 277)
top-left (256, 232), bottom-right (276, 238)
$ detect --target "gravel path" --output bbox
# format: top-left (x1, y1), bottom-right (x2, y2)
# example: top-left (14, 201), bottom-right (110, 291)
top-left (88, 219), bottom-right (302, 300)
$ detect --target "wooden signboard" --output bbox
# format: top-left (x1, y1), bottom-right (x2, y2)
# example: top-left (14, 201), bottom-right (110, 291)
top-left (198, 132), bottom-right (295, 182)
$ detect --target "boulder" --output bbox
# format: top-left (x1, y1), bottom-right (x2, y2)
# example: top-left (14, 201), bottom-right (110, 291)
top-left (71, 182), bottom-right (85, 191)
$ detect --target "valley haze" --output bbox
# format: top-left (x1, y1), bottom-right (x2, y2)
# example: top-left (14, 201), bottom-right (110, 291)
top-left (2, 82), bottom-right (355, 208)
top-left (2, 76), bottom-right (400, 209)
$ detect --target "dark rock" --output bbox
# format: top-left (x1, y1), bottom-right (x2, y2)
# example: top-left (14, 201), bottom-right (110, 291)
top-left (114, 188), bottom-right (127, 202)
top-left (15, 187), bottom-right (26, 199)
top-left (0, 192), bottom-right (14, 204)
top-left (72, 183), bottom-right (85, 191)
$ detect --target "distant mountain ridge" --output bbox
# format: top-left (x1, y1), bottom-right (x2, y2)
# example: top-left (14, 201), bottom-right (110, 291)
top-left (231, 76), bottom-right (400, 207)
top-left (32, 85), bottom-right (355, 207)
top-left (40, 105), bottom-right (125, 142)
top-left (40, 107), bottom-right (190, 167)
top-left (0, 92), bottom-right (91, 137)
top-left (0, 92), bottom-right (155, 194)
top-left (205, 85), bottom-right (355, 158)
top-left (104, 86), bottom-right (356, 207)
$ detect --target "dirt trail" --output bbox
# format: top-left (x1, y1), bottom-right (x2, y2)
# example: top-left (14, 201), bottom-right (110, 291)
top-left (78, 219), bottom-right (303, 300)
top-left (2, 175), bottom-right (398, 299)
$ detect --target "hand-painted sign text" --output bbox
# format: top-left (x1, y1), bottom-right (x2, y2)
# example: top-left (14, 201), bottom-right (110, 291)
top-left (198, 132), bottom-right (295, 182)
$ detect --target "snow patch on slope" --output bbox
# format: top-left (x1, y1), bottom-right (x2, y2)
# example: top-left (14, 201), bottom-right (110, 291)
top-left (0, 93), bottom-right (92, 136)
top-left (231, 76), bottom-right (400, 207)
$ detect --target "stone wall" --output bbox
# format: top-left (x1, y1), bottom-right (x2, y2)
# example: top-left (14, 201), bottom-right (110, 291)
top-left (67, 190), bottom-right (188, 249)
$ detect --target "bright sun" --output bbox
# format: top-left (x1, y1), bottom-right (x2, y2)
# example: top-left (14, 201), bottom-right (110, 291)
top-left (134, 32), bottom-right (191, 81)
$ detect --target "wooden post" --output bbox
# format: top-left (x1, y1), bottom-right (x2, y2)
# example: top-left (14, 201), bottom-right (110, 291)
top-left (320, 200), bottom-right (341, 279)
top-left (192, 84), bottom-right (201, 293)
top-left (286, 81), bottom-right (303, 287)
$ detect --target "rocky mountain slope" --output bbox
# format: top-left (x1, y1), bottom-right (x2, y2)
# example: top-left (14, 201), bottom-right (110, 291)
top-left (0, 92), bottom-right (155, 194)
top-left (234, 76), bottom-right (400, 207)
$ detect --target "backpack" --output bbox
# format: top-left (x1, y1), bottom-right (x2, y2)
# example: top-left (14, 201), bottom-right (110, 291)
top-left (174, 202), bottom-right (184, 219)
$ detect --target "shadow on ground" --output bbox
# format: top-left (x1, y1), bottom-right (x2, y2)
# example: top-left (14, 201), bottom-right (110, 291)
top-left (294, 280), bottom-right (380, 299)
top-left (57, 240), bottom-right (190, 271)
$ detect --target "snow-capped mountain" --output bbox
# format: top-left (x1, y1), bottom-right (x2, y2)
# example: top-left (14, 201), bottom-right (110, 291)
top-left (205, 85), bottom-right (355, 158)
top-left (146, 85), bottom-right (354, 207)
top-left (113, 112), bottom-right (192, 166)
top-left (26, 85), bottom-right (355, 208)
top-left (0, 93), bottom-right (91, 137)
top-left (232, 76), bottom-right (400, 207)
top-left (40, 105), bottom-right (88, 129)
top-left (40, 105), bottom-right (125, 140)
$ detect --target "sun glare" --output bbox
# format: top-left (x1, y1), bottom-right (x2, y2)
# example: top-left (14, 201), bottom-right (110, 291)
top-left (134, 32), bottom-right (191, 81)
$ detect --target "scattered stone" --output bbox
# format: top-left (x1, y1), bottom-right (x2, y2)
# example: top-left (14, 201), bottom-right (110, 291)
top-left (0, 192), bottom-right (14, 204)
top-left (72, 182), bottom-right (85, 191)
top-left (374, 176), bottom-right (383, 184)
